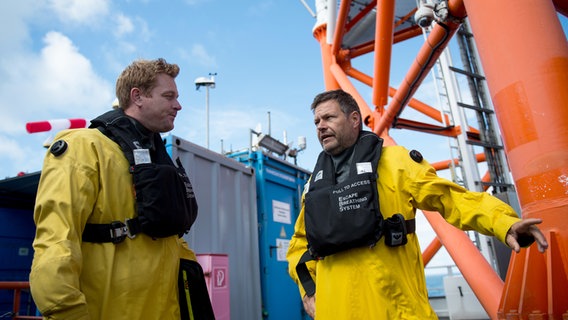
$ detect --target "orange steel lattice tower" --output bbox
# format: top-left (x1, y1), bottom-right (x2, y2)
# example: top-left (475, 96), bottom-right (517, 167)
top-left (307, 0), bottom-right (568, 318)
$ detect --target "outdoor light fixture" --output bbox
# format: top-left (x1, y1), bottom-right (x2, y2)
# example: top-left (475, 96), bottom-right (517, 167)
top-left (257, 134), bottom-right (289, 156)
top-left (195, 73), bottom-right (217, 149)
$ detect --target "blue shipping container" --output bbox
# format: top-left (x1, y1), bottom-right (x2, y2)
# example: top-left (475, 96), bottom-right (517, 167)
top-left (229, 150), bottom-right (311, 320)
top-left (0, 172), bottom-right (40, 316)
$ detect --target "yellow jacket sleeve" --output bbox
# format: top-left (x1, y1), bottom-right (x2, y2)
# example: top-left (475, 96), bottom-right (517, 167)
top-left (404, 153), bottom-right (520, 244)
top-left (30, 132), bottom-right (100, 319)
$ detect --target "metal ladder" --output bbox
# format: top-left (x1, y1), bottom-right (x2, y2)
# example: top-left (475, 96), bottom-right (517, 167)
top-left (426, 20), bottom-right (513, 194)
top-left (453, 22), bottom-right (514, 194)
top-left (424, 19), bottom-right (515, 270)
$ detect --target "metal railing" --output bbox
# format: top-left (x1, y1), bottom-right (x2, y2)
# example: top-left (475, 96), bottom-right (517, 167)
top-left (0, 282), bottom-right (41, 319)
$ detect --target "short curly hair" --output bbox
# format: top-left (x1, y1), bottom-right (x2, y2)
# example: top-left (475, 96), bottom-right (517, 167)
top-left (311, 89), bottom-right (362, 131)
top-left (115, 58), bottom-right (180, 109)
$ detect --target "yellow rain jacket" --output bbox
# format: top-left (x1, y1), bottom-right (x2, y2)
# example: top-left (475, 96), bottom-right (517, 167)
top-left (287, 145), bottom-right (520, 319)
top-left (30, 128), bottom-right (196, 320)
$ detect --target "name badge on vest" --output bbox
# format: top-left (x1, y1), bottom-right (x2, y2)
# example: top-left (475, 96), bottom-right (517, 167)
top-left (313, 170), bottom-right (323, 182)
top-left (356, 162), bottom-right (372, 174)
top-left (133, 149), bottom-right (151, 165)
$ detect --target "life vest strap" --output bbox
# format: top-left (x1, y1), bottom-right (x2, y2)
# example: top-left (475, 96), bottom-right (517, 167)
top-left (406, 218), bottom-right (416, 234)
top-left (296, 218), bottom-right (416, 297)
top-left (82, 218), bottom-right (141, 244)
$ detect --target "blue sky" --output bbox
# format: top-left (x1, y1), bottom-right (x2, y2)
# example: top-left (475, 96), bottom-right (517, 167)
top-left (1, 1), bottom-right (566, 267)
top-left (0, 0), bottom-right (329, 179)
top-left (1, 1), bottom-right (565, 179)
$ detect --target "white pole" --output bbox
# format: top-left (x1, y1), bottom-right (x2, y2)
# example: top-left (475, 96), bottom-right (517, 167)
top-left (206, 85), bottom-right (210, 149)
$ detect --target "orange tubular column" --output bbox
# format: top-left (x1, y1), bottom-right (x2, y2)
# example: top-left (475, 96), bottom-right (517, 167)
top-left (313, 24), bottom-right (340, 90)
top-left (423, 210), bottom-right (505, 317)
top-left (372, 0), bottom-right (395, 108)
top-left (463, 0), bottom-right (568, 318)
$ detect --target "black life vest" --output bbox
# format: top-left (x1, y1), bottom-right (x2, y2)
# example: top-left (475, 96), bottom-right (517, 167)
top-left (295, 131), bottom-right (384, 296)
top-left (82, 109), bottom-right (198, 243)
top-left (304, 131), bottom-right (384, 258)
top-left (295, 131), bottom-right (416, 296)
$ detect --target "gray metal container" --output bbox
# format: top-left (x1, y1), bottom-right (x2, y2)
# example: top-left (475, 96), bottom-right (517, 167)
top-left (167, 135), bottom-right (262, 320)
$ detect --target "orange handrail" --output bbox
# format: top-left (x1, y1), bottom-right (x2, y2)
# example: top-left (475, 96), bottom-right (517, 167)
top-left (0, 281), bottom-right (42, 320)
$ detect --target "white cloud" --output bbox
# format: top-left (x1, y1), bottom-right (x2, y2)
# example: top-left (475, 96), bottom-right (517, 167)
top-left (0, 2), bottom-right (42, 53)
top-left (114, 13), bottom-right (134, 37)
top-left (35, 32), bottom-right (113, 115)
top-left (0, 134), bottom-right (47, 179)
top-left (113, 40), bottom-right (138, 55)
top-left (173, 100), bottom-right (313, 157)
top-left (183, 0), bottom-right (212, 5)
top-left (48, 0), bottom-right (109, 26)
top-left (0, 30), bottom-right (112, 178)
top-left (103, 14), bottom-right (153, 61)
top-left (0, 135), bottom-right (28, 167)
top-left (134, 17), bottom-right (153, 42)
top-left (189, 44), bottom-right (217, 68)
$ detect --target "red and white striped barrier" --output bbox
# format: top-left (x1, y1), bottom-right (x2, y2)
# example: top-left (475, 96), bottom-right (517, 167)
top-left (26, 119), bottom-right (87, 133)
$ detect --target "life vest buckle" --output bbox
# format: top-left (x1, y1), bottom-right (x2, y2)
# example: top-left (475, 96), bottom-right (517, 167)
top-left (124, 218), bottom-right (138, 239)
top-left (109, 220), bottom-right (137, 244)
